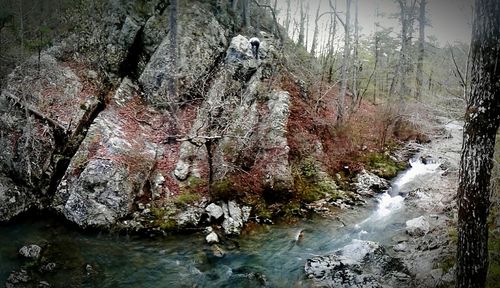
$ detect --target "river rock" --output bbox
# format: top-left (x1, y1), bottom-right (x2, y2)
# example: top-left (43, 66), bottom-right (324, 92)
top-left (206, 232), bottom-right (219, 244)
top-left (354, 170), bottom-right (390, 196)
top-left (19, 244), bottom-right (42, 259)
top-left (406, 216), bottom-right (430, 236)
top-left (6, 269), bottom-right (30, 287)
top-left (211, 244), bottom-right (225, 258)
top-left (222, 201), bottom-right (249, 235)
top-left (393, 243), bottom-right (408, 252)
top-left (305, 240), bottom-right (411, 287)
top-left (175, 207), bottom-right (204, 227)
top-left (40, 262), bottom-right (57, 273)
top-left (205, 203), bottom-right (224, 220)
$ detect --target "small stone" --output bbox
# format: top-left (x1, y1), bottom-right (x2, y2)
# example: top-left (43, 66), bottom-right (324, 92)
top-left (393, 243), bottom-right (407, 252)
top-left (242, 206), bottom-right (252, 222)
top-left (40, 262), bottom-right (57, 273)
top-left (211, 244), bottom-right (225, 258)
top-left (38, 281), bottom-right (51, 287)
top-left (406, 216), bottom-right (430, 236)
top-left (19, 244), bottom-right (42, 259)
top-left (206, 232), bottom-right (219, 244)
top-left (205, 203), bottom-right (224, 220)
top-left (6, 269), bottom-right (30, 285)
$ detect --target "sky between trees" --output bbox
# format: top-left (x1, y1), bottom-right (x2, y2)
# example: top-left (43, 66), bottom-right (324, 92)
top-left (275, 0), bottom-right (473, 51)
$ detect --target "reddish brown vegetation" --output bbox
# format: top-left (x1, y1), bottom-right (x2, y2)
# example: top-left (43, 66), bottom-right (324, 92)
top-left (285, 75), bottom-right (420, 176)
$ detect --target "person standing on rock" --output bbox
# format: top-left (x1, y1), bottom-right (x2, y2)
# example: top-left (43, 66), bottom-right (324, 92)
top-left (249, 37), bottom-right (260, 60)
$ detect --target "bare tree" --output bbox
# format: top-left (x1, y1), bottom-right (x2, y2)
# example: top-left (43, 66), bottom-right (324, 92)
top-left (350, 0), bottom-right (360, 111)
top-left (393, 0), bottom-right (417, 102)
top-left (456, 0), bottom-right (500, 287)
top-left (243, 0), bottom-right (251, 28)
top-left (166, 0), bottom-right (178, 108)
top-left (310, 1), bottom-right (321, 56)
top-left (232, 0), bottom-right (239, 12)
top-left (415, 0), bottom-right (426, 100)
top-left (284, 0), bottom-right (291, 35)
top-left (329, 0), bottom-right (351, 125)
top-left (297, 0), bottom-right (305, 47)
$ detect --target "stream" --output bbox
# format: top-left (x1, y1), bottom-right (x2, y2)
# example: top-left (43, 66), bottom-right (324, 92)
top-left (0, 159), bottom-right (442, 287)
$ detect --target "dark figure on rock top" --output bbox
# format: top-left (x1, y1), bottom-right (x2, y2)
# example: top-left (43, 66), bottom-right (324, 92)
top-left (249, 37), bottom-right (260, 60)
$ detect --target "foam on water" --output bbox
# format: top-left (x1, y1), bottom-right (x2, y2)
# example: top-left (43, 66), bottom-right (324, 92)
top-left (391, 159), bottom-right (441, 194)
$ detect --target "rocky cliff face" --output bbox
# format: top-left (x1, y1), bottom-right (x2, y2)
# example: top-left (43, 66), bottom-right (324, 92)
top-left (0, 0), bottom-right (369, 233)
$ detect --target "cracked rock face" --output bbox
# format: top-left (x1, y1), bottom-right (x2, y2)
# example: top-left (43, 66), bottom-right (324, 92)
top-left (53, 78), bottom-right (158, 228)
top-left (139, 5), bottom-right (227, 105)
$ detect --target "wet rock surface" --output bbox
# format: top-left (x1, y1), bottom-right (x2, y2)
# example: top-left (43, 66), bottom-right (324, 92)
top-left (354, 170), bottom-right (390, 196)
top-left (305, 240), bottom-right (411, 287)
top-left (19, 245), bottom-right (42, 259)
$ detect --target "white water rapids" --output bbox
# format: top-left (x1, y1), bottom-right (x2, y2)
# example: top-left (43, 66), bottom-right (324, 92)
top-left (354, 158), bottom-right (441, 237)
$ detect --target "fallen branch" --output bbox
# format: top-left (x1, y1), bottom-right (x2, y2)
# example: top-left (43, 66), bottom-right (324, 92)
top-left (3, 91), bottom-right (67, 136)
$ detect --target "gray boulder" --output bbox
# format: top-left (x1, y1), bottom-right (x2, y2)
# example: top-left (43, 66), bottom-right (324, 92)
top-left (259, 91), bottom-right (294, 193)
top-left (54, 78), bottom-right (159, 228)
top-left (206, 231), bottom-right (219, 244)
top-left (355, 170), bottom-right (390, 196)
top-left (221, 201), bottom-right (251, 235)
top-left (205, 203), bottom-right (224, 220)
top-left (0, 174), bottom-right (37, 222)
top-left (305, 240), bottom-right (411, 287)
top-left (139, 5), bottom-right (227, 105)
top-left (406, 216), bottom-right (430, 236)
top-left (19, 244), bottom-right (42, 259)
top-left (175, 206), bottom-right (204, 227)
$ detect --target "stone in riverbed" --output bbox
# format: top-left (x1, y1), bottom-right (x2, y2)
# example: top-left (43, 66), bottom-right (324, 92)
top-left (406, 216), bottom-right (430, 236)
top-left (221, 201), bottom-right (251, 235)
top-left (19, 244), bottom-right (42, 259)
top-left (211, 244), bottom-right (225, 258)
top-left (354, 170), bottom-right (390, 196)
top-left (6, 270), bottom-right (30, 287)
top-left (206, 232), bottom-right (219, 244)
top-left (305, 240), bottom-right (411, 287)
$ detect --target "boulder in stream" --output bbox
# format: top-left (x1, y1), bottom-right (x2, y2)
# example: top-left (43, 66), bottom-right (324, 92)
top-left (19, 244), bottom-right (42, 259)
top-left (354, 170), bottom-right (390, 196)
top-left (305, 239), bottom-right (411, 287)
top-left (406, 216), bottom-right (430, 236)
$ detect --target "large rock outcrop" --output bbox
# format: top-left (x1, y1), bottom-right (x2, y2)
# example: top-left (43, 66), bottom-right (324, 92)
top-left (53, 78), bottom-right (160, 228)
top-left (0, 51), bottom-right (101, 222)
top-left (139, 4), bottom-right (228, 105)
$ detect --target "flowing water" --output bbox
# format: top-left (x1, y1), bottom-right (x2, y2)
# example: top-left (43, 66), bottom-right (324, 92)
top-left (0, 159), bottom-right (441, 287)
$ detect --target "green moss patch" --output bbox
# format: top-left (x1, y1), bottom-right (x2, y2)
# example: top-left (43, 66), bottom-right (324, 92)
top-left (361, 152), bottom-right (407, 179)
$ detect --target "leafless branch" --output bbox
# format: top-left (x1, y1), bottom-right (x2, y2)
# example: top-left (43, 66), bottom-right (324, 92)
top-left (3, 91), bottom-right (67, 136)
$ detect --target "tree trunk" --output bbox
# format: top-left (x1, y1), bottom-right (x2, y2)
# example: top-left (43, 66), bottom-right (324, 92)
top-left (351, 0), bottom-right (359, 111)
top-left (310, 1), bottom-right (321, 56)
top-left (304, 3), bottom-right (310, 50)
top-left (456, 0), bottom-right (500, 287)
top-left (298, 0), bottom-right (305, 47)
top-left (243, 0), bottom-right (250, 28)
top-left (167, 0), bottom-right (178, 107)
top-left (416, 0), bottom-right (426, 100)
top-left (284, 0), bottom-right (291, 35)
top-left (337, 0), bottom-right (351, 125)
